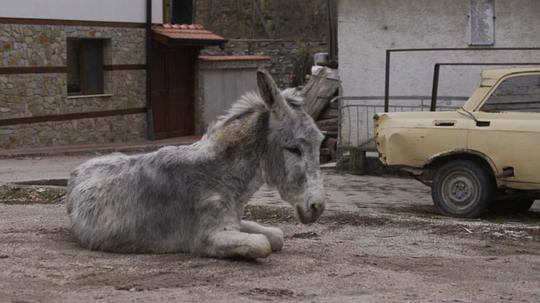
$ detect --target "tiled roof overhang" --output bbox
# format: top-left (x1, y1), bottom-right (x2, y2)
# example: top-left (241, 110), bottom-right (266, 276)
top-left (152, 24), bottom-right (227, 47)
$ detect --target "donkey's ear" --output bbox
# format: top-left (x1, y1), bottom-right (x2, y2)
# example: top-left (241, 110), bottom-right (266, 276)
top-left (257, 69), bottom-right (291, 116)
top-left (257, 69), bottom-right (279, 108)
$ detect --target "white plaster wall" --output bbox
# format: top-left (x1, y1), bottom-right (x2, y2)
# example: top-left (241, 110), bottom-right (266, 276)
top-left (338, 0), bottom-right (540, 98)
top-left (0, 0), bottom-right (163, 23)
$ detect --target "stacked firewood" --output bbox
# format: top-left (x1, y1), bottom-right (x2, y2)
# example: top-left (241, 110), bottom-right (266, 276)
top-left (316, 101), bottom-right (338, 162)
top-left (294, 67), bottom-right (340, 162)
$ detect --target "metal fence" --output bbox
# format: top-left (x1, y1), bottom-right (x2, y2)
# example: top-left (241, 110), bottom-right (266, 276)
top-left (337, 96), bottom-right (468, 152)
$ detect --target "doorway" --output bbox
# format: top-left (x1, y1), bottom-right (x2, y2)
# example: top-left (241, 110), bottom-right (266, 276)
top-left (150, 44), bottom-right (196, 139)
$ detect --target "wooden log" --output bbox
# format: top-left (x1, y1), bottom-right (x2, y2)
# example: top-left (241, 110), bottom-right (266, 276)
top-left (316, 118), bottom-right (338, 132)
top-left (326, 133), bottom-right (337, 139)
top-left (320, 148), bottom-right (330, 156)
top-left (349, 148), bottom-right (366, 174)
top-left (319, 107), bottom-right (338, 120)
top-left (319, 126), bottom-right (338, 133)
top-left (322, 137), bottom-right (337, 160)
top-left (301, 68), bottom-right (340, 120)
top-left (327, 101), bottom-right (338, 110)
top-left (321, 131), bottom-right (338, 138)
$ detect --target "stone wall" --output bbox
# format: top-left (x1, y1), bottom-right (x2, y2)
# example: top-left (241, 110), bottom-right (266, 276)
top-left (194, 0), bottom-right (329, 41)
top-left (202, 39), bottom-right (327, 88)
top-left (193, 0), bottom-right (330, 89)
top-left (0, 22), bottom-right (147, 149)
top-left (0, 114), bottom-right (146, 149)
top-left (0, 71), bottom-right (145, 119)
top-left (0, 24), bottom-right (145, 67)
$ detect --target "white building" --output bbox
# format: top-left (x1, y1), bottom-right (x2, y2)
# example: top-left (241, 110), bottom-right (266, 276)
top-left (337, 0), bottom-right (540, 149)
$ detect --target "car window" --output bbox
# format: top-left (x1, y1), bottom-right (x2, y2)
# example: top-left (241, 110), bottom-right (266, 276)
top-left (481, 74), bottom-right (540, 113)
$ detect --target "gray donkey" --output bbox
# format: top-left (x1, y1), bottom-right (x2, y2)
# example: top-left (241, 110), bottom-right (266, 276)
top-left (66, 69), bottom-right (326, 258)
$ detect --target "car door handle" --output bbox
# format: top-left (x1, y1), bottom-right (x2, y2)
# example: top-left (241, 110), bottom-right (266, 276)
top-left (434, 120), bottom-right (455, 126)
top-left (476, 120), bottom-right (490, 127)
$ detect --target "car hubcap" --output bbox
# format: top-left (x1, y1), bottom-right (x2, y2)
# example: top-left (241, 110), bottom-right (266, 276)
top-left (441, 171), bottom-right (480, 211)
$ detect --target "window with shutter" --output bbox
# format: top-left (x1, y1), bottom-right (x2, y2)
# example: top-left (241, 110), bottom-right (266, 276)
top-left (67, 39), bottom-right (104, 95)
top-left (469, 0), bottom-right (495, 46)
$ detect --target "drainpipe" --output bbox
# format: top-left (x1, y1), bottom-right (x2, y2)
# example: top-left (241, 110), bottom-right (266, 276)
top-left (145, 0), bottom-right (155, 140)
top-left (326, 0), bottom-right (338, 68)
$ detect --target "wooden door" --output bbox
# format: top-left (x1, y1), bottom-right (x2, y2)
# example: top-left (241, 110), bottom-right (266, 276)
top-left (151, 45), bottom-right (195, 139)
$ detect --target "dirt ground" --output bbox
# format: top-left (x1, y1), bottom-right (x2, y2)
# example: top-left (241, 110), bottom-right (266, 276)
top-left (1, 170), bottom-right (539, 303)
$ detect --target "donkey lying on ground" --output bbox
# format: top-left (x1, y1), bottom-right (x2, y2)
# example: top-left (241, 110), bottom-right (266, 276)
top-left (66, 69), bottom-right (326, 258)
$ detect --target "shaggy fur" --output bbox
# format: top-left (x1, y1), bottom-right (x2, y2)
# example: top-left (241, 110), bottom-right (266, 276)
top-left (66, 70), bottom-right (326, 258)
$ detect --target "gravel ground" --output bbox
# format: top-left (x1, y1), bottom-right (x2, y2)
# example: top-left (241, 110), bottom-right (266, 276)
top-left (1, 171), bottom-right (539, 303)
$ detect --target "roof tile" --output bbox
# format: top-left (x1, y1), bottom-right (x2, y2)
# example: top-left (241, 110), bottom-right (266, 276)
top-left (152, 24), bottom-right (226, 43)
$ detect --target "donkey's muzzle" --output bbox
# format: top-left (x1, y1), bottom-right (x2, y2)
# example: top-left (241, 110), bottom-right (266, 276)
top-left (296, 201), bottom-right (325, 224)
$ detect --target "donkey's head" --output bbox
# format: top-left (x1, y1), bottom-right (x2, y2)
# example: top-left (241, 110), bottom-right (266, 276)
top-left (258, 69), bottom-right (326, 224)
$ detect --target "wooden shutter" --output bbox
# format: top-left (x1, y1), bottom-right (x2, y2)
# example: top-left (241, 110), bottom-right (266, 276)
top-left (80, 40), bottom-right (104, 94)
top-left (469, 0), bottom-right (495, 46)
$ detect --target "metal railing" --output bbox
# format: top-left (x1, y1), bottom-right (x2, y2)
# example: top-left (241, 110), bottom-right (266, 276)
top-left (337, 96), bottom-right (467, 153)
top-left (384, 47), bottom-right (540, 112)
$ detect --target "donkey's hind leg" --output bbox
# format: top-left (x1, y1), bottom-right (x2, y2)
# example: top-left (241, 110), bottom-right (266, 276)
top-left (241, 220), bottom-right (284, 252)
top-left (204, 230), bottom-right (272, 259)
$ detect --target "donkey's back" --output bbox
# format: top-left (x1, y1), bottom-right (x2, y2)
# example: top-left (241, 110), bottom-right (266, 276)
top-left (67, 144), bottom-right (210, 253)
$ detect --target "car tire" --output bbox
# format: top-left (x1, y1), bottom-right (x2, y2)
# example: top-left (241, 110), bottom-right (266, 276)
top-left (432, 160), bottom-right (494, 218)
top-left (490, 196), bottom-right (536, 213)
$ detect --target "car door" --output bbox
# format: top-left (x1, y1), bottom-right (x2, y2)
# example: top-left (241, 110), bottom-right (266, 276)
top-left (468, 73), bottom-right (540, 189)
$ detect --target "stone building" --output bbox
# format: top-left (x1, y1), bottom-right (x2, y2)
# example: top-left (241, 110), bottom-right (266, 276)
top-left (0, 0), bottom-right (270, 149)
top-left (0, 0), bottom-right (158, 149)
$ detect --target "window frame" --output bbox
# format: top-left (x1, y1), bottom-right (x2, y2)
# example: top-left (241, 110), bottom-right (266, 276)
top-left (469, 0), bottom-right (495, 46)
top-left (67, 38), bottom-right (105, 96)
top-left (479, 73), bottom-right (540, 113)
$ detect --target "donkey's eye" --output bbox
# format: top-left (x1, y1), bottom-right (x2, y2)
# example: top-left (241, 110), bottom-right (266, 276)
top-left (284, 147), bottom-right (302, 157)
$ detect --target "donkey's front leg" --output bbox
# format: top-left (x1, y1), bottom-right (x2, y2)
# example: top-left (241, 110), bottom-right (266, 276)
top-left (204, 230), bottom-right (272, 259)
top-left (241, 220), bottom-right (284, 252)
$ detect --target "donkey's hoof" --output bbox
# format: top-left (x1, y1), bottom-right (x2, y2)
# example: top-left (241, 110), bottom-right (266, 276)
top-left (240, 234), bottom-right (272, 258)
top-left (265, 227), bottom-right (284, 252)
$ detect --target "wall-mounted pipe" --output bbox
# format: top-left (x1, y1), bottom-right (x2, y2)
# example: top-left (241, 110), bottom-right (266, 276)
top-left (145, 0), bottom-right (155, 139)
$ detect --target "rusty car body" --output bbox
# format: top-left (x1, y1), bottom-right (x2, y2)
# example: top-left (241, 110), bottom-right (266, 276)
top-left (375, 68), bottom-right (540, 217)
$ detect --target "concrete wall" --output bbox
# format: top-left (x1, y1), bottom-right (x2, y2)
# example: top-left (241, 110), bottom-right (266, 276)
top-left (337, 0), bottom-right (540, 152)
top-left (198, 58), bottom-right (269, 132)
top-left (200, 69), bottom-right (257, 126)
top-left (338, 0), bottom-right (540, 99)
top-left (0, 0), bottom-right (163, 23)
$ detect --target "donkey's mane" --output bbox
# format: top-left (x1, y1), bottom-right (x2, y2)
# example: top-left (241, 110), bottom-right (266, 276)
top-left (204, 88), bottom-right (305, 150)
top-left (212, 92), bottom-right (268, 128)
top-left (205, 92), bottom-right (269, 149)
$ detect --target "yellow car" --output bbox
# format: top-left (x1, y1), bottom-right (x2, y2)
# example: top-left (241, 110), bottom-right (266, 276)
top-left (375, 68), bottom-right (540, 217)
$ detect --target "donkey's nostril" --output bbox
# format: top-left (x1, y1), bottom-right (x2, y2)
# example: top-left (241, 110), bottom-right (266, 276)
top-left (299, 201), bottom-right (325, 224)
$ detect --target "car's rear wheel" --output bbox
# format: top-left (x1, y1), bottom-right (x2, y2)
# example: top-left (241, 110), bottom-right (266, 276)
top-left (490, 196), bottom-right (536, 213)
top-left (432, 160), bottom-right (494, 218)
